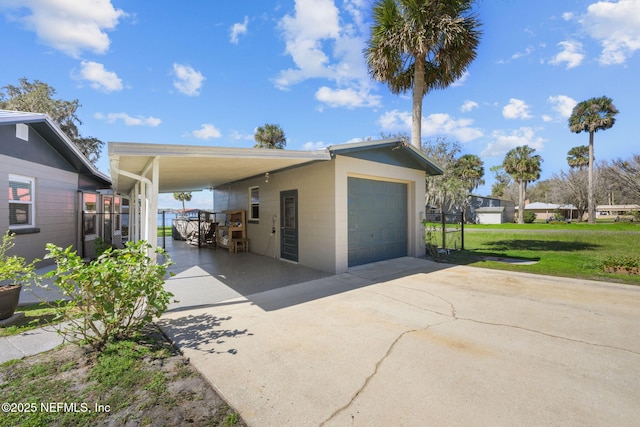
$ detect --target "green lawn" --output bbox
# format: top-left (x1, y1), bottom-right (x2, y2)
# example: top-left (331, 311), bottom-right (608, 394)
top-left (443, 223), bottom-right (640, 285)
top-left (0, 301), bottom-right (73, 337)
top-left (157, 226), bottom-right (172, 237)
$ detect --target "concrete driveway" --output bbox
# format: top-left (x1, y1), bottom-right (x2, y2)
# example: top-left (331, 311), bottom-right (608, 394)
top-left (158, 257), bottom-right (640, 426)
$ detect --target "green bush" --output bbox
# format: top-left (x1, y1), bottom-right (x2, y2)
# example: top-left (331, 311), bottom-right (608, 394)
top-left (523, 210), bottom-right (537, 223)
top-left (603, 255), bottom-right (640, 269)
top-left (41, 241), bottom-right (174, 350)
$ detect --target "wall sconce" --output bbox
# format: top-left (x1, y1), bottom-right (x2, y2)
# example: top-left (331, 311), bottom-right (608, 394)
top-left (265, 172), bottom-right (270, 183)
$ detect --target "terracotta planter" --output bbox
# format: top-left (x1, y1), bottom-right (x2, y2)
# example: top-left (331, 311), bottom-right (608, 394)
top-left (0, 284), bottom-right (22, 320)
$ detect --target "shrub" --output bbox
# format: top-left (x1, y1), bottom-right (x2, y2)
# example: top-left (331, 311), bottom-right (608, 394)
top-left (41, 241), bottom-right (174, 350)
top-left (603, 255), bottom-right (640, 269)
top-left (523, 210), bottom-right (537, 223)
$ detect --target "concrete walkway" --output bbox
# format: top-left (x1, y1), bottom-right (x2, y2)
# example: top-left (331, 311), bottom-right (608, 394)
top-left (158, 257), bottom-right (640, 427)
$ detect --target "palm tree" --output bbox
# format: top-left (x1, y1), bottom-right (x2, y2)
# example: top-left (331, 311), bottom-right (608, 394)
top-left (173, 192), bottom-right (192, 213)
top-left (569, 96), bottom-right (619, 224)
top-left (254, 124), bottom-right (286, 149)
top-left (452, 154), bottom-right (484, 223)
top-left (566, 145), bottom-right (589, 170)
top-left (365, 0), bottom-right (481, 149)
top-left (502, 145), bottom-right (543, 224)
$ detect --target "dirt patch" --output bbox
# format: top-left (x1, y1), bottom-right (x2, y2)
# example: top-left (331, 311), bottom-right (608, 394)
top-left (0, 325), bottom-right (246, 427)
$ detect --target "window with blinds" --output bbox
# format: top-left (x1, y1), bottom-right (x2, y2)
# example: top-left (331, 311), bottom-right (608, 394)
top-left (9, 175), bottom-right (35, 228)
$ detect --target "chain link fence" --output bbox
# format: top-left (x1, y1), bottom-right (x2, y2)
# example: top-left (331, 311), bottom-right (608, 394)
top-left (421, 212), bottom-right (464, 260)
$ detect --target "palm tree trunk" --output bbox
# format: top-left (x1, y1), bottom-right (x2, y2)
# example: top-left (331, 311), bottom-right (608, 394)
top-left (518, 180), bottom-right (526, 224)
top-left (411, 56), bottom-right (425, 150)
top-left (588, 131), bottom-right (595, 224)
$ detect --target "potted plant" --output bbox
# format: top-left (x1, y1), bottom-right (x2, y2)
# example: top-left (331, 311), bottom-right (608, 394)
top-left (0, 231), bottom-right (34, 320)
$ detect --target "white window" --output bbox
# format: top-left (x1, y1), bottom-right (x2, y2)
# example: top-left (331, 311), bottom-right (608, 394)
top-left (9, 175), bottom-right (35, 228)
top-left (249, 186), bottom-right (259, 221)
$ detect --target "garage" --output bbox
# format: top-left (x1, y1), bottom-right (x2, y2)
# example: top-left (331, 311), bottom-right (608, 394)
top-left (348, 177), bottom-right (408, 267)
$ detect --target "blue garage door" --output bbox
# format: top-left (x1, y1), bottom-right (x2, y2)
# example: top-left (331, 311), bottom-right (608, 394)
top-left (348, 177), bottom-right (407, 267)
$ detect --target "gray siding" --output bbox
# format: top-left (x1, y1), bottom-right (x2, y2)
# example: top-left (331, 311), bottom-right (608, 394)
top-left (0, 154), bottom-right (78, 263)
top-left (0, 124), bottom-right (75, 172)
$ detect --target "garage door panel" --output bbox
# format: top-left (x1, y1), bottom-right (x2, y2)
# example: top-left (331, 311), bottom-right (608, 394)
top-left (348, 177), bottom-right (408, 267)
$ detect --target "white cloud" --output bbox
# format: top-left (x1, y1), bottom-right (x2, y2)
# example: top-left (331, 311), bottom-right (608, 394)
top-left (550, 40), bottom-right (585, 69)
top-left (172, 63), bottom-right (205, 96)
top-left (190, 124), bottom-right (222, 140)
top-left (76, 61), bottom-right (122, 92)
top-left (511, 46), bottom-right (534, 60)
top-left (377, 110), bottom-right (483, 143)
top-left (275, 0), bottom-right (341, 88)
top-left (547, 95), bottom-right (577, 119)
top-left (580, 0), bottom-right (640, 65)
top-left (229, 130), bottom-right (253, 141)
top-left (274, 0), bottom-right (370, 102)
top-left (562, 12), bottom-right (574, 21)
top-left (461, 100), bottom-right (479, 112)
top-left (230, 16), bottom-right (248, 44)
top-left (302, 141), bottom-right (328, 150)
top-left (451, 70), bottom-right (470, 87)
top-left (95, 112), bottom-right (161, 126)
top-left (0, 0), bottom-right (125, 57)
top-left (502, 98), bottom-right (532, 120)
top-left (315, 86), bottom-right (381, 108)
top-left (481, 127), bottom-right (546, 157)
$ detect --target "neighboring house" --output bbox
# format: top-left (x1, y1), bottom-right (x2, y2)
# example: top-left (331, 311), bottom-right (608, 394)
top-left (467, 195), bottom-right (515, 224)
top-left (596, 204), bottom-right (640, 220)
top-left (425, 195), bottom-right (515, 224)
top-left (516, 202), bottom-right (579, 221)
top-left (108, 138), bottom-right (443, 274)
top-left (0, 110), bottom-right (112, 263)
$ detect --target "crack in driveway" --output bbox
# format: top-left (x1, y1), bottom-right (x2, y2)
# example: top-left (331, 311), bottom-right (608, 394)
top-left (392, 284), bottom-right (640, 357)
top-left (319, 319), bottom-right (453, 426)
top-left (319, 281), bottom-right (639, 426)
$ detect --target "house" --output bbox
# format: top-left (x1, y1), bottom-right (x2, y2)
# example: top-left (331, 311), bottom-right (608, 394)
top-left (108, 138), bottom-right (443, 274)
top-left (0, 110), bottom-right (113, 263)
top-left (596, 204), bottom-right (640, 220)
top-left (468, 195), bottom-right (515, 224)
top-left (516, 202), bottom-right (579, 221)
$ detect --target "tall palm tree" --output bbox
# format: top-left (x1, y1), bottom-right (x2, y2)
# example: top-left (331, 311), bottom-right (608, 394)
top-left (566, 145), bottom-right (589, 170)
top-left (365, 0), bottom-right (481, 149)
top-left (173, 192), bottom-right (192, 213)
top-left (254, 123), bottom-right (286, 149)
top-left (569, 96), bottom-right (618, 224)
top-left (502, 145), bottom-right (543, 224)
top-left (453, 154), bottom-right (484, 223)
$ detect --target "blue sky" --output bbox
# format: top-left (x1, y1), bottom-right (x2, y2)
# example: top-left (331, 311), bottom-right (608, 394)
top-left (1, 0), bottom-right (639, 209)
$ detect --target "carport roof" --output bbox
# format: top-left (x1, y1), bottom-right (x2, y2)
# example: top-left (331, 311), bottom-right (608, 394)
top-left (108, 138), bottom-right (444, 195)
top-left (108, 142), bottom-right (331, 194)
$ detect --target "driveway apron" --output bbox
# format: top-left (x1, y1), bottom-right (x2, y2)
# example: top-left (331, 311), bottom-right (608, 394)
top-left (158, 257), bottom-right (640, 426)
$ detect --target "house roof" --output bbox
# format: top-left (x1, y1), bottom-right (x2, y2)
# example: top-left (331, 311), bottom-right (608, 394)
top-left (0, 110), bottom-right (111, 186)
top-left (328, 138), bottom-right (444, 176)
top-left (518, 202), bottom-right (577, 210)
top-left (475, 206), bottom-right (505, 213)
top-left (108, 138), bottom-right (444, 195)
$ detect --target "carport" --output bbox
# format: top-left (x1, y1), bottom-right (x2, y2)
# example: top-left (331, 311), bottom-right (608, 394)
top-left (108, 142), bottom-right (331, 257)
